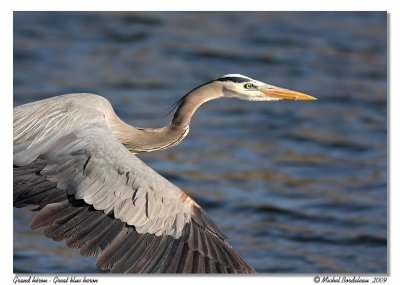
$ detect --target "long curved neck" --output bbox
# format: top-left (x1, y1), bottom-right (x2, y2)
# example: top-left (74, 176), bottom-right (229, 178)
top-left (110, 82), bottom-right (222, 153)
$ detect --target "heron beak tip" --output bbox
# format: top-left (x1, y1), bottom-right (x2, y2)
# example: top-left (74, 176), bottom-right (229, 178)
top-left (297, 94), bottom-right (318, 101)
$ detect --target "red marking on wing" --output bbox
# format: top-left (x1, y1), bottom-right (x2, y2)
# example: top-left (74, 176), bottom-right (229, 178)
top-left (180, 192), bottom-right (199, 208)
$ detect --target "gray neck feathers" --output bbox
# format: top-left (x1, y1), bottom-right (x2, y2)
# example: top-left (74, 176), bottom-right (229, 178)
top-left (112, 82), bottom-right (222, 153)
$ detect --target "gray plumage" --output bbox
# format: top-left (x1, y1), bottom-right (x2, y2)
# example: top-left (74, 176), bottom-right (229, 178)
top-left (13, 74), bottom-right (316, 273)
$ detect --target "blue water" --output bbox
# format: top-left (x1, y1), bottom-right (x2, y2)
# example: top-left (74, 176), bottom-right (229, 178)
top-left (13, 11), bottom-right (387, 273)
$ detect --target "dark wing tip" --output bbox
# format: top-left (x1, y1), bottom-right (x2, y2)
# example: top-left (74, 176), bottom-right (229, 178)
top-left (20, 193), bottom-right (255, 273)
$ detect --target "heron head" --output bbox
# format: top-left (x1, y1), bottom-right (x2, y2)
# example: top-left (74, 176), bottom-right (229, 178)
top-left (214, 74), bottom-right (317, 101)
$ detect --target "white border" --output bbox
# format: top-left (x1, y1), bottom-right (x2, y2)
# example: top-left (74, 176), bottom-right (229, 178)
top-left (2, 1), bottom-right (397, 285)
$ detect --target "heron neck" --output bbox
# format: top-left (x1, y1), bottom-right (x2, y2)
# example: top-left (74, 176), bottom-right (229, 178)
top-left (110, 83), bottom-right (222, 153)
top-left (171, 82), bottom-right (222, 128)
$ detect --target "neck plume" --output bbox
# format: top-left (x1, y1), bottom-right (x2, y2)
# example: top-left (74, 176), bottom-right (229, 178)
top-left (109, 82), bottom-right (222, 153)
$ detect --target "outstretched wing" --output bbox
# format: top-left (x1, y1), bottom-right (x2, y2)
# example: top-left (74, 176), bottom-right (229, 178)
top-left (13, 95), bottom-right (254, 273)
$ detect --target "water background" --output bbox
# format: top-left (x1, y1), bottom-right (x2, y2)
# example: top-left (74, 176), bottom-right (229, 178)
top-left (13, 11), bottom-right (387, 273)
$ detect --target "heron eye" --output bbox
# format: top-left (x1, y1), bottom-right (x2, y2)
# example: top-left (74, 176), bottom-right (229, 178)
top-left (244, 83), bottom-right (253, 89)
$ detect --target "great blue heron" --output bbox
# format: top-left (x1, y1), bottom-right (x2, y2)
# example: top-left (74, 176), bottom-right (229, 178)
top-left (13, 74), bottom-right (316, 273)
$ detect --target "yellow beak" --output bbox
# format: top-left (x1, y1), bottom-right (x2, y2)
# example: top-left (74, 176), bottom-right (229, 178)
top-left (260, 85), bottom-right (317, 101)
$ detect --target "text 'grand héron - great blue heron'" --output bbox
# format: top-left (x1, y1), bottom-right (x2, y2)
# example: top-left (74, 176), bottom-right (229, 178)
top-left (13, 74), bottom-right (316, 273)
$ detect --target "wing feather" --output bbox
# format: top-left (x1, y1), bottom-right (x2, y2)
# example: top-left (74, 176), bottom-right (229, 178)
top-left (13, 94), bottom-right (255, 273)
